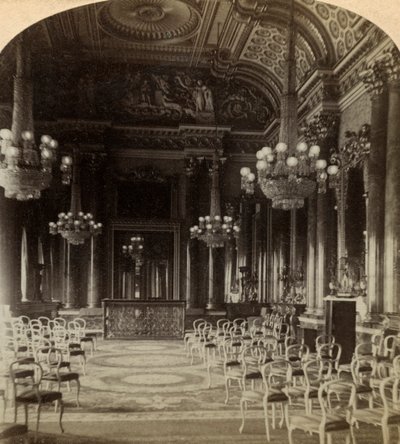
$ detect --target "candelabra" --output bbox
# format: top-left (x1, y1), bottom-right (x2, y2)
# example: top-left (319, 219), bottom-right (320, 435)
top-left (122, 235), bottom-right (145, 266)
top-left (190, 146), bottom-right (240, 248)
top-left (49, 150), bottom-right (102, 245)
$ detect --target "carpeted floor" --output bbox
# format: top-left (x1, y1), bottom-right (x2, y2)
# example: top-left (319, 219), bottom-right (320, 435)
top-left (2, 340), bottom-right (397, 443)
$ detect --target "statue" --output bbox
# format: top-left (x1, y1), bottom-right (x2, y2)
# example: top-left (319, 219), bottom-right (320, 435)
top-left (202, 84), bottom-right (214, 112)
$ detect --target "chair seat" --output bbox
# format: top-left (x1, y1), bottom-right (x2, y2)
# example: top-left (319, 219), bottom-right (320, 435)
top-left (292, 369), bottom-right (304, 377)
top-left (353, 408), bottom-right (400, 425)
top-left (204, 343), bottom-right (217, 348)
top-left (16, 389), bottom-right (62, 404)
top-left (43, 372), bottom-right (79, 382)
top-left (242, 390), bottom-right (264, 402)
top-left (267, 390), bottom-right (289, 403)
top-left (13, 369), bottom-right (34, 379)
top-left (18, 357), bottom-right (35, 365)
top-left (80, 337), bottom-right (94, 343)
top-left (355, 384), bottom-right (373, 394)
top-left (0, 424), bottom-right (28, 439)
top-left (226, 360), bottom-right (240, 367)
top-left (358, 365), bottom-right (373, 373)
top-left (290, 413), bottom-right (350, 433)
top-left (245, 371), bottom-right (262, 379)
top-left (286, 386), bottom-right (318, 399)
top-left (70, 350), bottom-right (85, 356)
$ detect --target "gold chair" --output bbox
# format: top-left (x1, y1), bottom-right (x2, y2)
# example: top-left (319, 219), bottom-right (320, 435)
top-left (351, 369), bottom-right (400, 444)
top-left (39, 347), bottom-right (81, 408)
top-left (9, 360), bottom-right (64, 434)
top-left (287, 379), bottom-right (356, 444)
top-left (239, 358), bottom-right (290, 441)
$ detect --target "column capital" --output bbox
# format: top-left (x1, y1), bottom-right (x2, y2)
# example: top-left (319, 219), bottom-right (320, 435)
top-left (362, 46), bottom-right (400, 94)
top-left (380, 47), bottom-right (400, 84)
top-left (302, 112), bottom-right (340, 145)
top-left (81, 151), bottom-right (107, 174)
top-left (331, 124), bottom-right (371, 172)
top-left (360, 64), bottom-right (386, 97)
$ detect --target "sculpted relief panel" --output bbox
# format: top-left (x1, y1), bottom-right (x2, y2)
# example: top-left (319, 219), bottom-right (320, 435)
top-left (33, 63), bottom-right (273, 130)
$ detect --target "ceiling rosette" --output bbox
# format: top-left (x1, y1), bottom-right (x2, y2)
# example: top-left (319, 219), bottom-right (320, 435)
top-left (97, 0), bottom-right (202, 44)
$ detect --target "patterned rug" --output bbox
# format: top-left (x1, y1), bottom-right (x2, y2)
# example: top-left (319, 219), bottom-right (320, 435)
top-left (3, 340), bottom-right (396, 443)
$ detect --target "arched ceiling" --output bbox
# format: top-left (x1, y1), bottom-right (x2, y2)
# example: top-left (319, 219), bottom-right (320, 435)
top-left (20, 0), bottom-right (375, 86)
top-left (0, 0), bottom-right (388, 131)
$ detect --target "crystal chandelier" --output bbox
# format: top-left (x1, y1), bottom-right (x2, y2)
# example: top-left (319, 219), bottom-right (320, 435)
top-left (0, 130), bottom-right (59, 200)
top-left (254, 141), bottom-right (328, 210)
top-left (190, 146), bottom-right (240, 248)
top-left (49, 151), bottom-right (102, 245)
top-left (122, 235), bottom-right (144, 266)
top-left (0, 35), bottom-right (62, 200)
top-left (240, 0), bottom-right (329, 210)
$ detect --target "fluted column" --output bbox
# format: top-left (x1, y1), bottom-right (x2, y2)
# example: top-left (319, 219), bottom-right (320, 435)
top-left (304, 113), bottom-right (339, 314)
top-left (184, 160), bottom-right (199, 309)
top-left (382, 49), bottom-right (400, 313)
top-left (82, 153), bottom-right (105, 308)
top-left (361, 64), bottom-right (388, 317)
top-left (306, 194), bottom-right (317, 313)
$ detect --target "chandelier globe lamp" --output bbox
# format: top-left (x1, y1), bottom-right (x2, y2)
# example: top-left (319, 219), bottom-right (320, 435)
top-left (49, 150), bottom-right (102, 245)
top-left (190, 146), bottom-right (240, 248)
top-left (122, 235), bottom-right (145, 266)
top-left (0, 129), bottom-right (59, 200)
top-left (240, 0), bottom-right (329, 211)
top-left (254, 140), bottom-right (328, 211)
top-left (0, 34), bottom-right (62, 201)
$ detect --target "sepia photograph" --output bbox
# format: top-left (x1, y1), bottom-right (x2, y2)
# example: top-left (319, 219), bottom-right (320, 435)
top-left (0, 0), bottom-right (399, 442)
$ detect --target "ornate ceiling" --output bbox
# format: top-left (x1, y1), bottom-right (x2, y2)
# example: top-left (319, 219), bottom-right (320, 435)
top-left (26, 0), bottom-right (377, 91)
top-left (0, 0), bottom-right (390, 136)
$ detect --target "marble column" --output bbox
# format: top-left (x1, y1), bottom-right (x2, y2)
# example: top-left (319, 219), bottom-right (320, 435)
top-left (306, 194), bottom-right (317, 313)
top-left (64, 241), bottom-right (73, 309)
top-left (87, 235), bottom-right (99, 308)
top-left (361, 67), bottom-right (388, 317)
top-left (383, 51), bottom-right (400, 313)
top-left (184, 164), bottom-right (199, 309)
top-left (315, 192), bottom-right (328, 314)
top-left (312, 114), bottom-right (339, 314)
top-left (83, 153), bottom-right (105, 308)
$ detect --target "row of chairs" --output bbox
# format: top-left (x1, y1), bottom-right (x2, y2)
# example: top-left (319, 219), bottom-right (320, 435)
top-left (184, 317), bottom-right (400, 443)
top-left (0, 315), bottom-right (97, 434)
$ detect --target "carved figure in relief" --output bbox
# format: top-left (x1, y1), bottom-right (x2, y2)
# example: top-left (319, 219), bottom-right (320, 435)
top-left (174, 75), bottom-right (214, 114)
top-left (140, 79), bottom-right (152, 105)
top-left (193, 80), bottom-right (205, 112)
top-left (202, 84), bottom-right (214, 112)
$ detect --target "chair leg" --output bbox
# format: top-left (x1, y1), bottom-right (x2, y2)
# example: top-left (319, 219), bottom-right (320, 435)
top-left (288, 427), bottom-right (294, 444)
top-left (24, 404), bottom-right (28, 426)
top-left (239, 399), bottom-right (247, 434)
top-left (224, 378), bottom-right (230, 404)
top-left (14, 401), bottom-right (18, 423)
top-left (319, 432), bottom-right (325, 444)
top-left (271, 403), bottom-right (276, 429)
top-left (59, 401), bottom-right (64, 433)
top-left (263, 400), bottom-right (270, 442)
top-left (76, 379), bottom-right (81, 407)
top-left (381, 421), bottom-right (390, 444)
top-left (36, 403), bottom-right (41, 433)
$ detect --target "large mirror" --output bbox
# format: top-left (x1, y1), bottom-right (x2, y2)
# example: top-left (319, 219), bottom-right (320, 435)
top-left (109, 221), bottom-right (180, 300)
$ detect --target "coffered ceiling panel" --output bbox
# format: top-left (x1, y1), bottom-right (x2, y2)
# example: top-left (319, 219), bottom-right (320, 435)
top-left (0, 0), bottom-right (387, 123)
